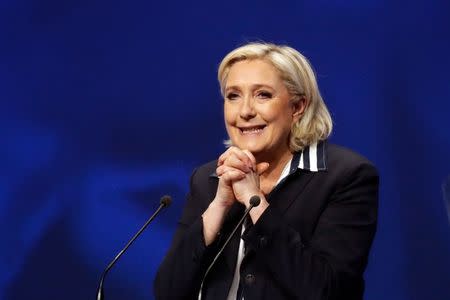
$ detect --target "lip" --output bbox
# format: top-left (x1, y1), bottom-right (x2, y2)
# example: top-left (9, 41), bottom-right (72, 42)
top-left (238, 125), bottom-right (266, 135)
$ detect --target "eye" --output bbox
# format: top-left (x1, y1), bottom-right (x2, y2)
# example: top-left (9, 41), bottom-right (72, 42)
top-left (226, 92), bottom-right (239, 100)
top-left (256, 91), bottom-right (273, 99)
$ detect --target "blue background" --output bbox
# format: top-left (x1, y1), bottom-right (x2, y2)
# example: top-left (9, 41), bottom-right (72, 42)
top-left (1, 0), bottom-right (449, 299)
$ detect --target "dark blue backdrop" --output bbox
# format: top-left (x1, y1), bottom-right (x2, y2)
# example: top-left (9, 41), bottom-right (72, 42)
top-left (1, 0), bottom-right (449, 299)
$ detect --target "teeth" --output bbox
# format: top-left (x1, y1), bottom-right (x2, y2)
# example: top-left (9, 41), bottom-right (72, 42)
top-left (241, 127), bottom-right (264, 134)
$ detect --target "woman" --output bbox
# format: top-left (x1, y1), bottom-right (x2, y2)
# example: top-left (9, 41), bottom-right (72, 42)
top-left (154, 42), bottom-right (379, 300)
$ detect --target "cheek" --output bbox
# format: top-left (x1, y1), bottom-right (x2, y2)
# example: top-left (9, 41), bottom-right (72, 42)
top-left (271, 111), bottom-right (294, 133)
top-left (223, 104), bottom-right (236, 124)
top-left (261, 106), bottom-right (288, 123)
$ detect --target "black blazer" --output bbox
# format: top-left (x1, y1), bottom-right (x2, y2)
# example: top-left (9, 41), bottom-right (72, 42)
top-left (154, 143), bottom-right (379, 300)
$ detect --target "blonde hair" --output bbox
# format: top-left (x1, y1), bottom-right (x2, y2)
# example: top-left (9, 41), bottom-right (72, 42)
top-left (218, 42), bottom-right (333, 151)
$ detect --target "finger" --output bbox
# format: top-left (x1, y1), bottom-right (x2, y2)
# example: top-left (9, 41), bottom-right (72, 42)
top-left (223, 155), bottom-right (252, 172)
top-left (242, 150), bottom-right (258, 172)
top-left (218, 146), bottom-right (238, 166)
top-left (229, 148), bottom-right (254, 168)
top-left (256, 162), bottom-right (270, 175)
top-left (221, 169), bottom-right (246, 184)
top-left (218, 146), bottom-right (249, 166)
top-left (216, 165), bottom-right (225, 177)
top-left (242, 150), bottom-right (256, 167)
top-left (218, 146), bottom-right (252, 163)
top-left (218, 164), bottom-right (253, 177)
top-left (219, 147), bottom-right (253, 168)
top-left (216, 165), bottom-right (246, 176)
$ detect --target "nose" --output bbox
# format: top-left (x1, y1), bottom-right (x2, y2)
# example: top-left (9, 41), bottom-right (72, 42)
top-left (240, 96), bottom-right (256, 120)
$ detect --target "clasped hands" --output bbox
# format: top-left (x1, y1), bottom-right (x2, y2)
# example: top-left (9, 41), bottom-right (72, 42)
top-left (202, 147), bottom-right (270, 245)
top-left (215, 147), bottom-right (270, 209)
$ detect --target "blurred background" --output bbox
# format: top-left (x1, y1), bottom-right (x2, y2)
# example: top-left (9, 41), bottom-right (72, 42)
top-left (1, 0), bottom-right (449, 299)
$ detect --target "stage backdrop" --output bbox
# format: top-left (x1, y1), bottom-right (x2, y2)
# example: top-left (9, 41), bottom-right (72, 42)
top-left (1, 0), bottom-right (449, 299)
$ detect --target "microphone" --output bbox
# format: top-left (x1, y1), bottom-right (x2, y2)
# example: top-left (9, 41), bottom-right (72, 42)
top-left (96, 195), bottom-right (172, 300)
top-left (198, 195), bottom-right (261, 300)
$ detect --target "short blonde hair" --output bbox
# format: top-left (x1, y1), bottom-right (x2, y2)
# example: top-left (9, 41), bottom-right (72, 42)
top-left (218, 42), bottom-right (333, 151)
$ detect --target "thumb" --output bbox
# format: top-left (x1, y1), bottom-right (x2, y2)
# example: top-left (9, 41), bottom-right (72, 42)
top-left (256, 162), bottom-right (270, 175)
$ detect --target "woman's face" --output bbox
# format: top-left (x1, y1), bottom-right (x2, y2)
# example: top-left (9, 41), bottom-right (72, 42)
top-left (224, 59), bottom-right (304, 161)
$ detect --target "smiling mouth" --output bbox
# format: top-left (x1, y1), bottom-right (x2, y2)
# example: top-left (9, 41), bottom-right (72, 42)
top-left (239, 125), bottom-right (266, 135)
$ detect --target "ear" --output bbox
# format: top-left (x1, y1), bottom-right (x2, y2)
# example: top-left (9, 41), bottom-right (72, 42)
top-left (291, 96), bottom-right (307, 122)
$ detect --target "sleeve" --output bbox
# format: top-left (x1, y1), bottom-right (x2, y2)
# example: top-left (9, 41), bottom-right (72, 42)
top-left (242, 162), bottom-right (379, 299)
top-left (153, 168), bottom-right (218, 300)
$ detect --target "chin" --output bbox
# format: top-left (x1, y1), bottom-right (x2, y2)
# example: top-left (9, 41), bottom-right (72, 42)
top-left (233, 141), bottom-right (266, 154)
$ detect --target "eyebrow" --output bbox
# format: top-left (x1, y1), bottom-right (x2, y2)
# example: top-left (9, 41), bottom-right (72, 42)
top-left (225, 84), bottom-right (275, 92)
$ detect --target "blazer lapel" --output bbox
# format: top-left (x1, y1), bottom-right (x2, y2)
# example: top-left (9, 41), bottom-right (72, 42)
top-left (267, 170), bottom-right (316, 214)
top-left (207, 169), bottom-right (316, 274)
top-left (240, 171), bottom-right (316, 265)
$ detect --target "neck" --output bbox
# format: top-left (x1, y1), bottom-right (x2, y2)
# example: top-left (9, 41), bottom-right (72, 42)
top-left (256, 148), bottom-right (293, 185)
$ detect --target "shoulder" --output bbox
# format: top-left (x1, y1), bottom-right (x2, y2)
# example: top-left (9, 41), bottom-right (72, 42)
top-left (326, 143), bottom-right (375, 168)
top-left (179, 160), bottom-right (219, 221)
top-left (191, 160), bottom-right (218, 182)
top-left (325, 142), bottom-right (378, 180)
top-left (188, 160), bottom-right (219, 201)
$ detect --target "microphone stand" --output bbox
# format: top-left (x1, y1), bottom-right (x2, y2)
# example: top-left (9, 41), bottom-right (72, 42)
top-left (198, 195), bottom-right (261, 300)
top-left (96, 195), bottom-right (172, 300)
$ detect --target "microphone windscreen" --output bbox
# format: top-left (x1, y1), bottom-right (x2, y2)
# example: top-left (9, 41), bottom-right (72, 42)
top-left (160, 195), bottom-right (172, 207)
top-left (249, 195), bottom-right (261, 207)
